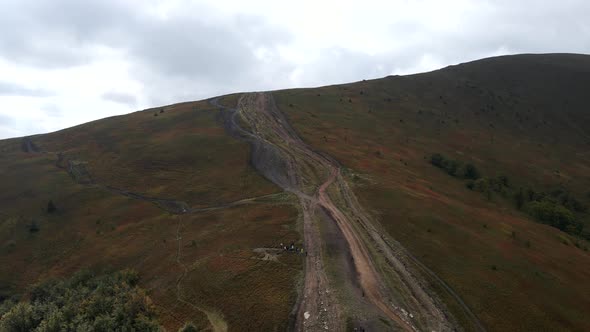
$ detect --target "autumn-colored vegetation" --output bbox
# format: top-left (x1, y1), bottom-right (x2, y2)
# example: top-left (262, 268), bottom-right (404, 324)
top-left (274, 54), bottom-right (590, 331)
top-left (0, 99), bottom-right (301, 331)
top-left (1, 53), bottom-right (589, 331)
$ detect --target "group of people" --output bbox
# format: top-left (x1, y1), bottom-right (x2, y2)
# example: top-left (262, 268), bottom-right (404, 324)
top-left (279, 242), bottom-right (306, 255)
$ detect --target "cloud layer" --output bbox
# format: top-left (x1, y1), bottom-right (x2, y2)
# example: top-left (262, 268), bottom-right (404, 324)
top-left (0, 0), bottom-right (588, 138)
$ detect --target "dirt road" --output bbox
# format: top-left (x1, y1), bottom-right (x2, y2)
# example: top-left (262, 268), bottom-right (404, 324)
top-left (212, 93), bottom-right (471, 331)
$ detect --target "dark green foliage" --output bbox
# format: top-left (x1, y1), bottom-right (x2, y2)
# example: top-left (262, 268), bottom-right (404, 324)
top-left (0, 299), bottom-right (16, 317)
top-left (429, 153), bottom-right (462, 177)
top-left (430, 153), bottom-right (445, 168)
top-left (526, 188), bottom-right (536, 201)
top-left (179, 322), bottom-right (199, 332)
top-left (430, 153), bottom-right (482, 180)
top-left (0, 270), bottom-right (162, 332)
top-left (498, 175), bottom-right (509, 187)
top-left (525, 201), bottom-right (582, 234)
top-left (47, 200), bottom-right (56, 213)
top-left (549, 189), bottom-right (587, 212)
top-left (429, 153), bottom-right (588, 238)
top-left (0, 303), bottom-right (35, 332)
top-left (463, 163), bottom-right (480, 180)
top-left (471, 177), bottom-right (510, 197)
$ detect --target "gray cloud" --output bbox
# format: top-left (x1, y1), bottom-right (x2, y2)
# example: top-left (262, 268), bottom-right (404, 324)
top-left (41, 104), bottom-right (62, 117)
top-left (102, 92), bottom-right (137, 106)
top-left (0, 0), bottom-right (129, 68)
top-left (0, 114), bottom-right (14, 126)
top-left (0, 0), bottom-right (589, 139)
top-left (0, 81), bottom-right (52, 97)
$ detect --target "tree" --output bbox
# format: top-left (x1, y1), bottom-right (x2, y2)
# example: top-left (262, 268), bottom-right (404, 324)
top-left (525, 200), bottom-right (580, 234)
top-left (430, 153), bottom-right (445, 168)
top-left (463, 163), bottom-right (480, 180)
top-left (444, 159), bottom-right (460, 176)
top-left (0, 270), bottom-right (163, 331)
top-left (0, 303), bottom-right (37, 332)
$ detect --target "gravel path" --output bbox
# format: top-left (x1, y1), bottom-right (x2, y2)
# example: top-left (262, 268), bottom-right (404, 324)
top-left (212, 92), bottom-right (478, 331)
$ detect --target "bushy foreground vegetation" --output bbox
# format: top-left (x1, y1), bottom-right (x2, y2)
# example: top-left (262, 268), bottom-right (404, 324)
top-left (430, 153), bottom-right (481, 180)
top-left (431, 153), bottom-right (588, 240)
top-left (0, 270), bottom-right (164, 332)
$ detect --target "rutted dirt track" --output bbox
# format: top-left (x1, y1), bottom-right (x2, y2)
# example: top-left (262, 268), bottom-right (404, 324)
top-left (212, 93), bottom-right (481, 331)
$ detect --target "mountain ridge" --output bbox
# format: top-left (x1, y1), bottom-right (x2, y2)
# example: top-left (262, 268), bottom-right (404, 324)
top-left (0, 53), bottom-right (589, 331)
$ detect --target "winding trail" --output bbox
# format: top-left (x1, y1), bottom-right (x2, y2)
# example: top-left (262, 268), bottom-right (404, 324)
top-left (16, 91), bottom-right (484, 331)
top-left (212, 93), bottom-right (480, 331)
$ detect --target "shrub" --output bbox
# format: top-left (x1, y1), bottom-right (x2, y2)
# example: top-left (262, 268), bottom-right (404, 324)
top-left (0, 299), bottom-right (16, 318)
top-left (525, 201), bottom-right (581, 234)
top-left (463, 163), bottom-right (480, 180)
top-left (0, 303), bottom-right (36, 332)
top-left (430, 153), bottom-right (445, 168)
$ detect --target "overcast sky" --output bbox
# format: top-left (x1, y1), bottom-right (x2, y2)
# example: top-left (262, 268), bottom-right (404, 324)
top-left (0, 0), bottom-right (588, 139)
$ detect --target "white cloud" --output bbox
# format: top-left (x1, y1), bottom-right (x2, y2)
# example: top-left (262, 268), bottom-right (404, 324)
top-left (0, 0), bottom-right (588, 138)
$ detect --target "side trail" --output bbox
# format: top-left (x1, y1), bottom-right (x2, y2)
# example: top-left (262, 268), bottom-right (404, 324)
top-left (212, 93), bottom-right (470, 331)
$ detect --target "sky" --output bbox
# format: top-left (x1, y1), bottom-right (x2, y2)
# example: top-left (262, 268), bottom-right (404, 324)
top-left (0, 0), bottom-right (589, 139)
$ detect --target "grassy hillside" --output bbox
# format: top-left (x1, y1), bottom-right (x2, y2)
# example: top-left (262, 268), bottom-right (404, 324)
top-left (1, 53), bottom-right (589, 331)
top-left (274, 54), bottom-right (590, 331)
top-left (0, 99), bottom-right (303, 331)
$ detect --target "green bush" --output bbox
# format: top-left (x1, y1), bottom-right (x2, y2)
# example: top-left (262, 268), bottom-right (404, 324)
top-left (0, 270), bottom-right (162, 332)
top-left (0, 303), bottom-right (36, 332)
top-left (463, 163), bottom-right (480, 180)
top-left (430, 153), bottom-right (445, 168)
top-left (429, 153), bottom-right (464, 177)
top-left (525, 200), bottom-right (581, 234)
